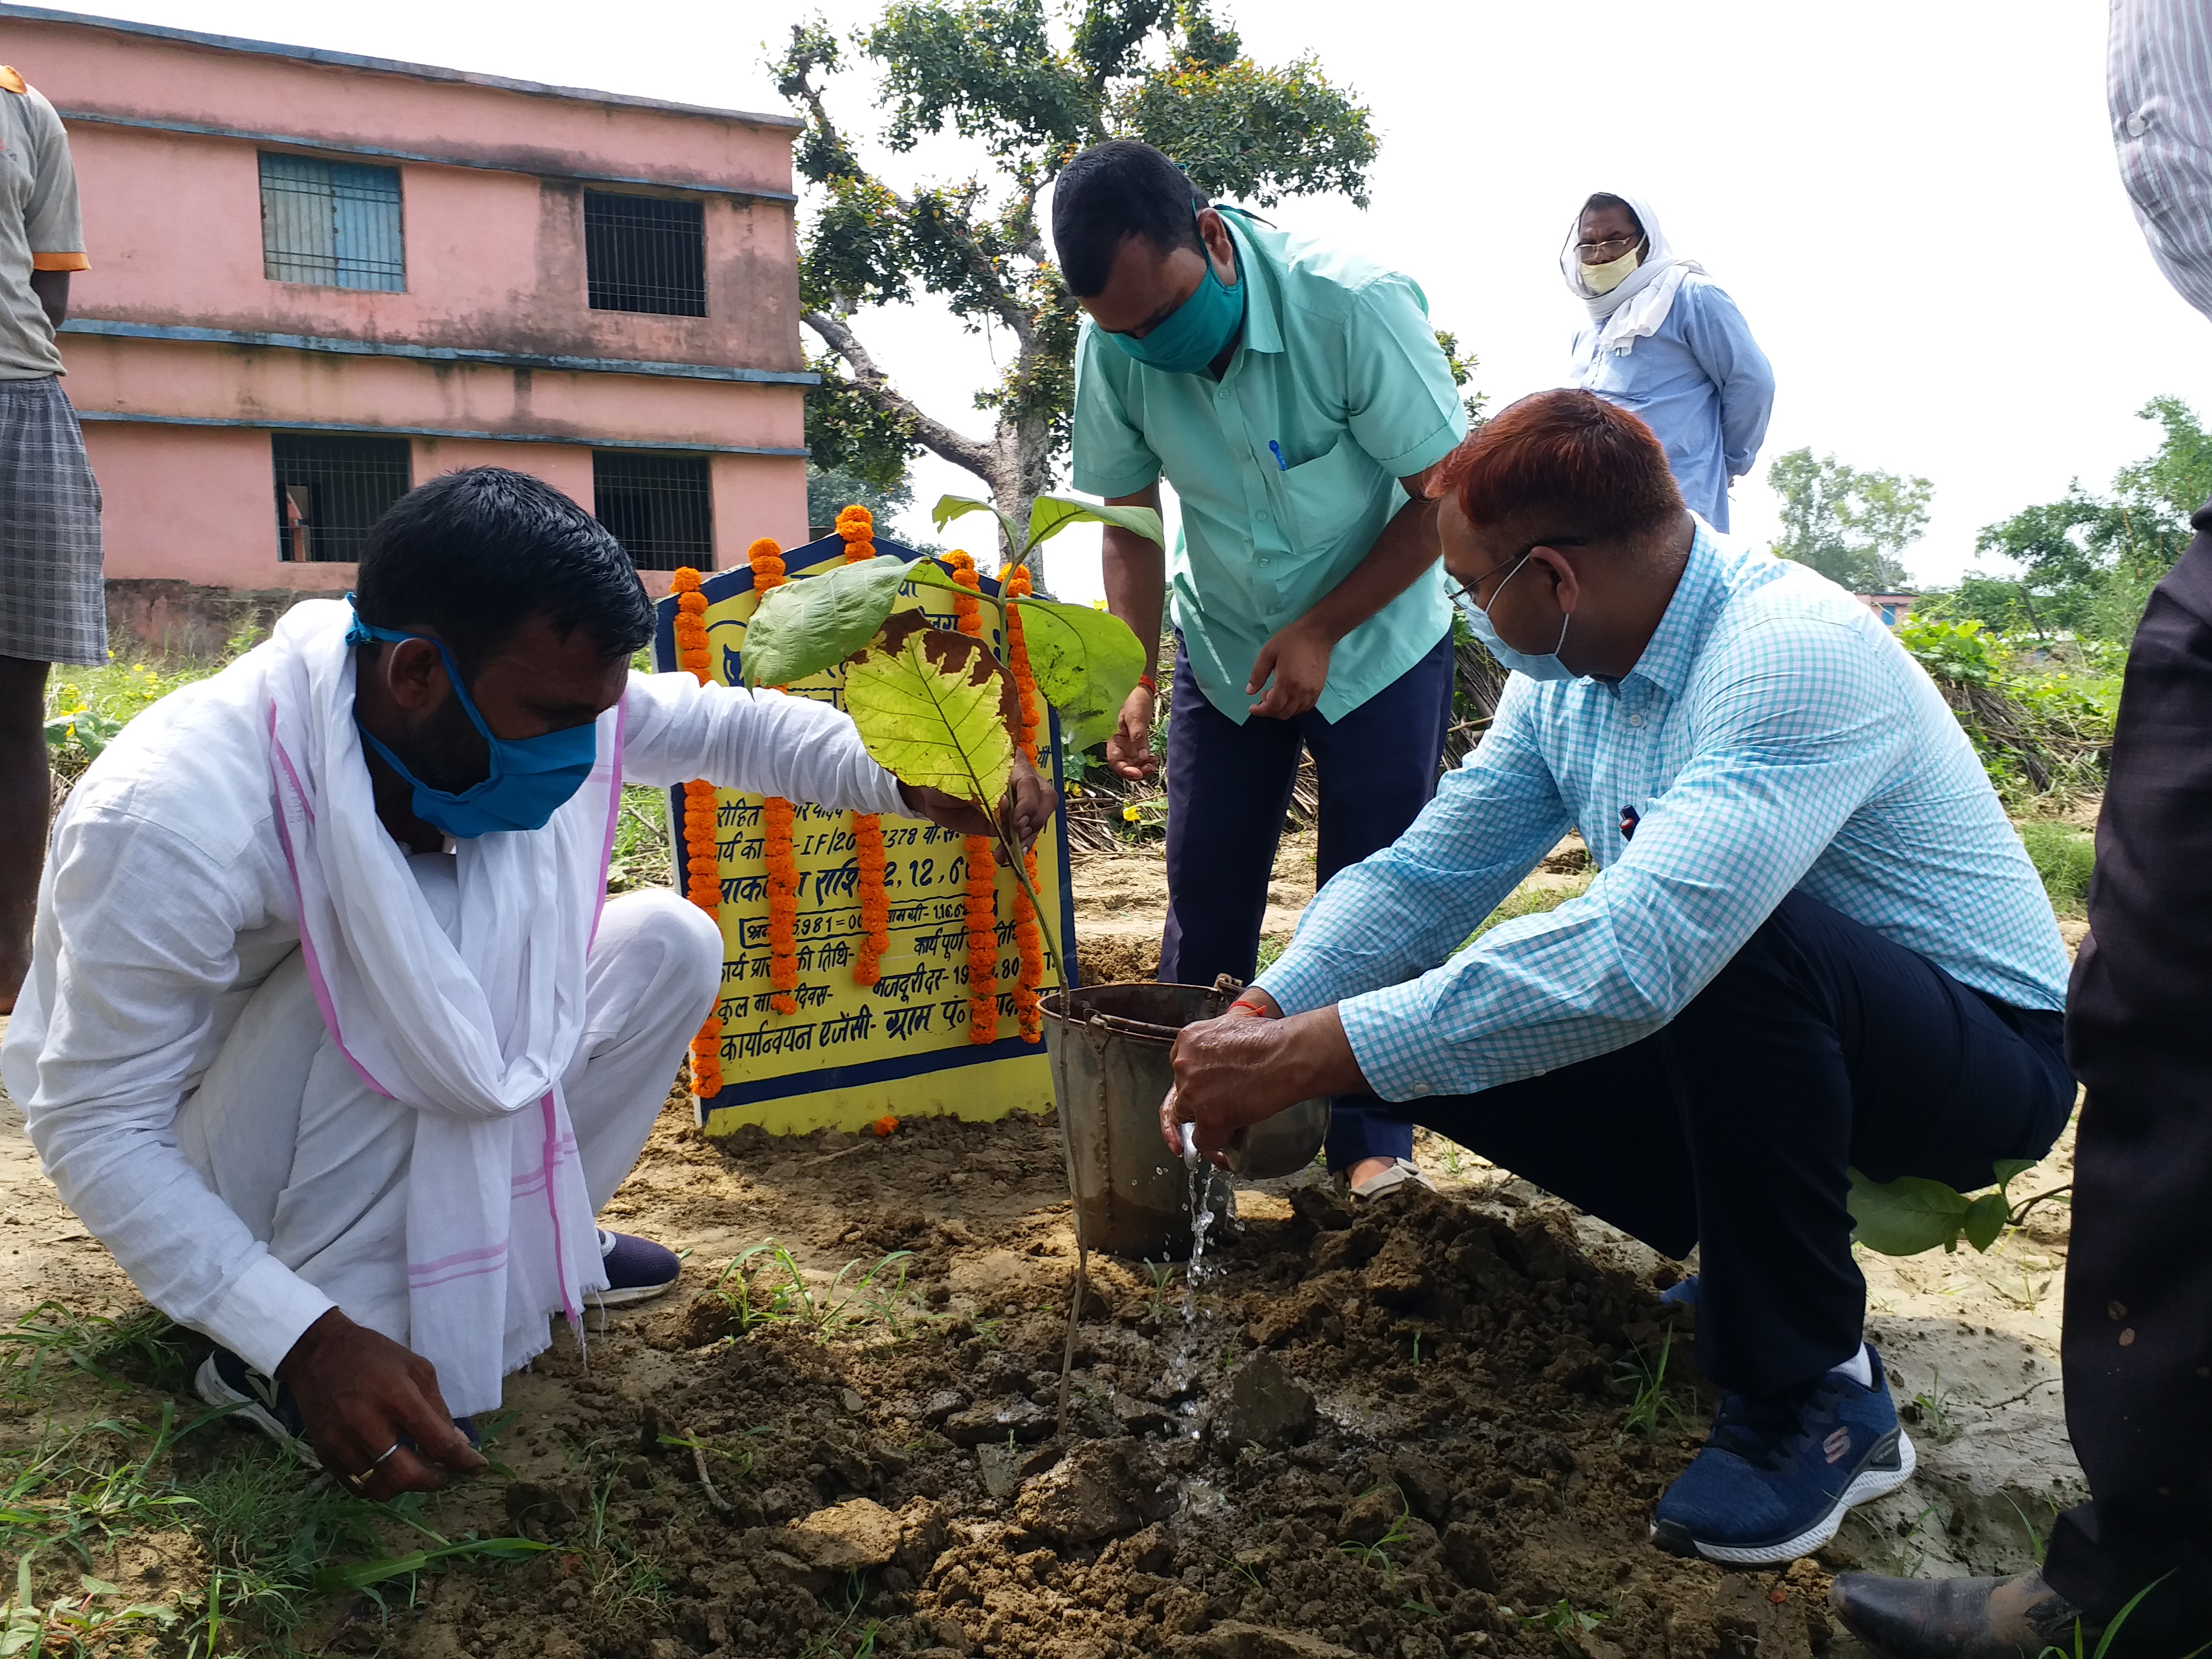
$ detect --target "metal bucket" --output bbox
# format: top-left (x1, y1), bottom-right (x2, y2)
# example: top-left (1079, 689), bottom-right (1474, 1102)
top-left (1043, 983), bottom-right (1331, 1262)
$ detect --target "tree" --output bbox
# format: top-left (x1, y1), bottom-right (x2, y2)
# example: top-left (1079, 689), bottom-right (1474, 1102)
top-left (1935, 396), bottom-right (2212, 641)
top-left (776, 0), bottom-right (1381, 584)
top-left (1767, 447), bottom-right (1933, 592)
top-left (806, 461), bottom-right (913, 534)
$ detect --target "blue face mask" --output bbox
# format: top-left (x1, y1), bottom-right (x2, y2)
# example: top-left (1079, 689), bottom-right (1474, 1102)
top-left (1106, 217), bottom-right (1246, 374)
top-left (1451, 555), bottom-right (1578, 683)
top-left (346, 601), bottom-right (599, 839)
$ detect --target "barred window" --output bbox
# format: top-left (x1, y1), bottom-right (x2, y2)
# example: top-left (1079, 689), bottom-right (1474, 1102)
top-left (584, 192), bottom-right (707, 316)
top-left (273, 435), bottom-right (411, 563)
top-left (260, 153), bottom-right (406, 291)
top-left (593, 452), bottom-right (713, 571)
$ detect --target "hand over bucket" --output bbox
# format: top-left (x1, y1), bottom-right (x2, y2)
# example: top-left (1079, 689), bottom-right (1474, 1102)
top-left (1042, 982), bottom-right (1329, 1261)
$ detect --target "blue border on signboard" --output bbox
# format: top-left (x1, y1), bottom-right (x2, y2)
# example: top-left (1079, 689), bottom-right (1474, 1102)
top-left (649, 533), bottom-right (1084, 1106)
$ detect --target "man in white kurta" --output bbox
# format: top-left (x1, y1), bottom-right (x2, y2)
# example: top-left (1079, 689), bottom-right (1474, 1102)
top-left (1, 467), bottom-right (1041, 1498)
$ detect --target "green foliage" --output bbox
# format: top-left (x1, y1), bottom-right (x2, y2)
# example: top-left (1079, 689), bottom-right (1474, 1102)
top-left (1896, 615), bottom-right (2002, 685)
top-left (1113, 48), bottom-right (1378, 207)
top-left (742, 555), bottom-right (916, 687)
top-left (844, 612), bottom-right (1019, 807)
top-left (1012, 595), bottom-right (1149, 746)
top-left (807, 461), bottom-right (915, 532)
top-left (1894, 617), bottom-right (2117, 809)
top-left (1931, 396), bottom-right (2212, 645)
top-left (1433, 329), bottom-right (1490, 428)
top-left (1767, 447), bottom-right (1932, 591)
top-left (1847, 1158), bottom-right (2037, 1258)
top-left (2019, 818), bottom-right (2096, 917)
top-left (44, 657), bottom-right (221, 781)
top-left (1615, 1327), bottom-right (1688, 1443)
top-left (805, 354), bottom-right (923, 492)
top-left (712, 1243), bottom-right (927, 1339)
top-left (781, 0), bottom-right (1383, 532)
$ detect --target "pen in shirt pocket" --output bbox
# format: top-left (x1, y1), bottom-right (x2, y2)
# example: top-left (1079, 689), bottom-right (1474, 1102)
top-left (1267, 440), bottom-right (1288, 471)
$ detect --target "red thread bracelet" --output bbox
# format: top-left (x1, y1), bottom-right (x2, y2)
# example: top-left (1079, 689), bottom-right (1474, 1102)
top-left (1229, 997), bottom-right (1275, 1017)
top-left (1137, 673), bottom-right (1157, 695)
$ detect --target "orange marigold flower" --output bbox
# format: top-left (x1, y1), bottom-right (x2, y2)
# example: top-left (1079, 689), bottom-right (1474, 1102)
top-left (872, 1115), bottom-right (900, 1137)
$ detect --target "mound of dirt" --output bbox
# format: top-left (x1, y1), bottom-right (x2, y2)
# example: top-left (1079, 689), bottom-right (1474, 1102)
top-left (367, 1111), bottom-right (1858, 1659)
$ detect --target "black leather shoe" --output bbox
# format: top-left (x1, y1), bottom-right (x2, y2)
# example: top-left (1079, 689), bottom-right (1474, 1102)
top-left (1829, 1570), bottom-right (2092, 1658)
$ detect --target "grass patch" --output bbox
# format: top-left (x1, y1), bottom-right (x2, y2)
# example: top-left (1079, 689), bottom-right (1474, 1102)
top-left (0, 1300), bottom-right (552, 1655)
top-left (2018, 818), bottom-right (2096, 917)
top-left (711, 1243), bottom-right (930, 1340)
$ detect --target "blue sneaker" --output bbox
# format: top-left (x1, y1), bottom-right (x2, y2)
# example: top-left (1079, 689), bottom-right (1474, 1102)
top-left (1659, 1273), bottom-right (1700, 1310)
top-left (1650, 1343), bottom-right (1915, 1565)
top-left (595, 1229), bottom-right (681, 1305)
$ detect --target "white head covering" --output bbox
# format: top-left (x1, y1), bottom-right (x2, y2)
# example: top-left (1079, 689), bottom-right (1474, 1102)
top-left (1560, 190), bottom-right (1706, 360)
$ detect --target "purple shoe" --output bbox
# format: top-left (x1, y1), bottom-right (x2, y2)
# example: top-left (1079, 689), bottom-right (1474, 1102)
top-left (595, 1229), bottom-right (681, 1306)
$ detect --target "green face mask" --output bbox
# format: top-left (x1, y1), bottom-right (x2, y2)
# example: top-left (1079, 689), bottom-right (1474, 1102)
top-left (1107, 222), bottom-right (1246, 375)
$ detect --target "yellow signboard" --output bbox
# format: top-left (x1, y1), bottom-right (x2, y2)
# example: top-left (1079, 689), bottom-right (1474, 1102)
top-left (651, 535), bottom-right (1074, 1136)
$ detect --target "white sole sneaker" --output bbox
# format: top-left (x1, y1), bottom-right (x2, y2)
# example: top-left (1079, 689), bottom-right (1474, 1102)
top-left (1676, 1428), bottom-right (1917, 1567)
top-left (194, 1351), bottom-right (323, 1470)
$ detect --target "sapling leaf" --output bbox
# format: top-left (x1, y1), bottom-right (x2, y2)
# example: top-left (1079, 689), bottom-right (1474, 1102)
top-left (1846, 1167), bottom-right (1972, 1257)
top-left (931, 493), bottom-right (1022, 554)
top-left (1962, 1192), bottom-right (2010, 1253)
top-left (1012, 597), bottom-right (1148, 749)
top-left (842, 611), bottom-right (1016, 808)
top-left (739, 556), bottom-right (911, 687)
top-left (1992, 1158), bottom-right (2036, 1192)
top-left (1024, 494), bottom-right (1166, 553)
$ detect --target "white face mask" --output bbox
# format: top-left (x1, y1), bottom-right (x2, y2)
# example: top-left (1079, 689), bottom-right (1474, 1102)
top-left (1581, 245), bottom-right (1642, 295)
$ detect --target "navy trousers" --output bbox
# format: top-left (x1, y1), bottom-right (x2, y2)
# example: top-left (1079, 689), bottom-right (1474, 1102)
top-left (1387, 892), bottom-right (2074, 1399)
top-left (1159, 629), bottom-right (1455, 1173)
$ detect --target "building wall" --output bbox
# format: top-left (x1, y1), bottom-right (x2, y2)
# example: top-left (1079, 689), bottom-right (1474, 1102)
top-left (58, 124), bottom-right (805, 370)
top-left (3, 6), bottom-right (812, 608)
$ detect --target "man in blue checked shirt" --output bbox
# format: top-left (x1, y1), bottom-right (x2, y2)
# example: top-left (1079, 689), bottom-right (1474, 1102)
top-left (1165, 389), bottom-right (2075, 1569)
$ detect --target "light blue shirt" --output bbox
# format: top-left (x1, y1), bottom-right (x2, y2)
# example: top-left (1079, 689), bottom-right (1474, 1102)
top-left (1571, 277), bottom-right (1774, 532)
top-left (1255, 527), bottom-right (2071, 1103)
top-left (1071, 213), bottom-right (1468, 724)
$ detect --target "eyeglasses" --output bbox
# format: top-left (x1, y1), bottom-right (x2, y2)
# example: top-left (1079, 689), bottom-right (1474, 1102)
top-left (1448, 537), bottom-right (1588, 609)
top-left (1575, 236), bottom-right (1642, 258)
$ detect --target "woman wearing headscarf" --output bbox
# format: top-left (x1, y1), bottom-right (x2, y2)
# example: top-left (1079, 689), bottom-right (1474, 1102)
top-left (1563, 191), bottom-right (1774, 532)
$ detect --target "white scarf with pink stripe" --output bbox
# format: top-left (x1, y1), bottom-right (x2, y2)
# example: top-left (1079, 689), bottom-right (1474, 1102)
top-left (261, 600), bottom-right (622, 1415)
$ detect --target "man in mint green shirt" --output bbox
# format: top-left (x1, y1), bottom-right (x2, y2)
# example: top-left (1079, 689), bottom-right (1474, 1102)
top-left (1055, 140), bottom-right (1468, 1196)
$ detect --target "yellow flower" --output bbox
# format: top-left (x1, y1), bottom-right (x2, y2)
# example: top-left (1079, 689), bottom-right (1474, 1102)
top-left (1121, 804), bottom-right (1141, 823)
top-left (1066, 782), bottom-right (1084, 797)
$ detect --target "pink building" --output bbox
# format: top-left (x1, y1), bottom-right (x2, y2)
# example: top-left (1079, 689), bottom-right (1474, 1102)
top-left (3, 3), bottom-right (812, 649)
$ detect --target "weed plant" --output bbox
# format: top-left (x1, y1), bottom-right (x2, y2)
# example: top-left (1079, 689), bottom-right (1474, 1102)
top-left (712, 1243), bottom-right (927, 1340)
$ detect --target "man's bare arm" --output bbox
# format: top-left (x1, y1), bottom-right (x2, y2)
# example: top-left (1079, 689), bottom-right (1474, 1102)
top-left (1246, 466), bottom-right (1444, 720)
top-left (1101, 482), bottom-right (1166, 781)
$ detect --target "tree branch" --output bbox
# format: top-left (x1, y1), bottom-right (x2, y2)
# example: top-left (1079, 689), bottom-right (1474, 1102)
top-left (804, 309), bottom-right (999, 485)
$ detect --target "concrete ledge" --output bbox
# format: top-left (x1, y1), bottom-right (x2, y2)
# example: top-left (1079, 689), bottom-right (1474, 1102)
top-left (106, 577), bottom-right (327, 662)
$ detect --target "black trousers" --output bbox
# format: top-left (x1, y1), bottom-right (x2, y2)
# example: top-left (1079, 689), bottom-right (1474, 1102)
top-left (1159, 629), bottom-right (1455, 1173)
top-left (1382, 891), bottom-right (2073, 1399)
top-left (2045, 511), bottom-right (2212, 1643)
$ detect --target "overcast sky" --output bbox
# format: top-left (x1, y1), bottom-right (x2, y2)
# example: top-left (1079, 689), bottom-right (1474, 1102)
top-left (40, 0), bottom-right (2212, 601)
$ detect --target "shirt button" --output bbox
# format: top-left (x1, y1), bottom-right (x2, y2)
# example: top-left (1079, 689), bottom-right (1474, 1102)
top-left (2128, 111), bottom-right (2151, 137)
top-left (1256, 510), bottom-right (1271, 522)
top-left (1627, 713), bottom-right (1645, 728)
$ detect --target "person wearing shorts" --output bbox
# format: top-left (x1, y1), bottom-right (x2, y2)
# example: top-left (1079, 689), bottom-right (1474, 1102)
top-left (0, 65), bottom-right (105, 1008)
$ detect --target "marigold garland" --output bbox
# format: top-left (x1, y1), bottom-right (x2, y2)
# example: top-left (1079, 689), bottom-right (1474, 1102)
top-left (837, 506), bottom-right (891, 988)
top-left (942, 550), bottom-right (1002, 1041)
top-left (1001, 563), bottom-right (1046, 1044)
top-left (749, 537), bottom-right (802, 1017)
top-left (670, 567), bottom-right (724, 1097)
